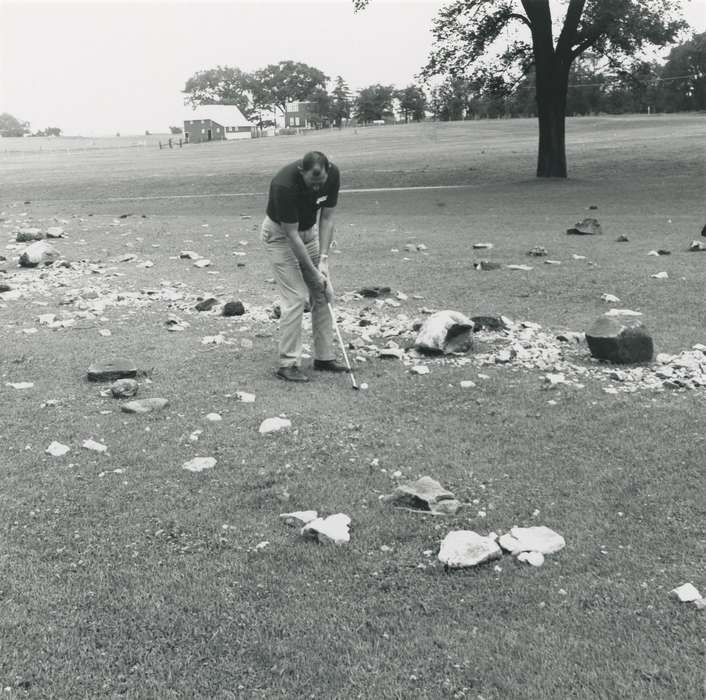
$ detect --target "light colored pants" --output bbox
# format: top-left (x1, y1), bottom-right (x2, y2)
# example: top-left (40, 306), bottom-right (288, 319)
top-left (261, 216), bottom-right (335, 368)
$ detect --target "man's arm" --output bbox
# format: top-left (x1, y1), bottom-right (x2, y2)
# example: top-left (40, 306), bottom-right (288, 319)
top-left (318, 207), bottom-right (335, 278)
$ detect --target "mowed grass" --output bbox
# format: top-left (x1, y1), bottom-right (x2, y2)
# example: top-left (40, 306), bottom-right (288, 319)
top-left (1, 116), bottom-right (705, 699)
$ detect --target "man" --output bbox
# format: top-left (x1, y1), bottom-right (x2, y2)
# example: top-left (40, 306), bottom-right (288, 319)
top-left (261, 151), bottom-right (347, 382)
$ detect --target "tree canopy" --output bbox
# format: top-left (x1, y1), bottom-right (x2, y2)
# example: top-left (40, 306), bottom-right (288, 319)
top-left (395, 85), bottom-right (428, 122)
top-left (355, 84), bottom-right (396, 122)
top-left (252, 61), bottom-right (329, 116)
top-left (182, 66), bottom-right (254, 119)
top-left (0, 113), bottom-right (30, 137)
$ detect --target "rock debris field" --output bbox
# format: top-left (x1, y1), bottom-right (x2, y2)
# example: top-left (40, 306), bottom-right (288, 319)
top-left (1, 208), bottom-right (704, 607)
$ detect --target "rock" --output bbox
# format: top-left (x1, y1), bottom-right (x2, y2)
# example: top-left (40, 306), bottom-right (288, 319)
top-left (460, 380), bottom-right (476, 388)
top-left (670, 582), bottom-right (702, 603)
top-left (586, 316), bottom-right (654, 363)
top-left (474, 260), bottom-right (502, 271)
top-left (82, 439), bottom-right (107, 453)
top-left (179, 250), bottom-right (201, 259)
top-left (410, 365), bottom-right (430, 375)
top-left (19, 241), bottom-right (61, 267)
top-left (528, 246), bottom-right (548, 257)
top-left (415, 310), bottom-right (473, 355)
top-left (205, 413), bottom-right (222, 422)
top-left (301, 513), bottom-right (351, 545)
top-left (110, 378), bottom-right (138, 398)
top-left (600, 293), bottom-right (621, 303)
top-left (235, 391), bottom-right (256, 403)
top-left (438, 530), bottom-right (502, 568)
top-left (473, 242), bottom-right (493, 249)
top-left (495, 349), bottom-right (515, 364)
top-left (193, 259), bottom-right (212, 268)
top-left (358, 286), bottom-right (391, 298)
top-left (222, 300), bottom-right (246, 316)
top-left (46, 226), bottom-right (65, 238)
top-left (694, 598), bottom-right (706, 610)
top-left (429, 499), bottom-right (462, 515)
top-left (498, 526), bottom-right (565, 555)
top-left (46, 441), bottom-right (70, 457)
top-left (688, 240), bottom-right (706, 252)
top-left (0, 284), bottom-right (12, 293)
top-left (517, 551), bottom-right (545, 567)
top-left (506, 264), bottom-right (533, 271)
top-left (651, 271), bottom-right (669, 279)
top-left (16, 228), bottom-right (44, 242)
top-left (471, 315), bottom-right (508, 331)
top-left (6, 382), bottom-right (34, 389)
top-left (657, 249), bottom-right (671, 255)
top-left (556, 331), bottom-right (585, 343)
top-left (183, 457), bottom-right (216, 472)
top-left (121, 398), bottom-right (169, 414)
top-left (280, 510), bottom-right (318, 527)
top-left (567, 217), bottom-right (602, 235)
top-left (383, 476), bottom-right (456, 512)
top-left (544, 259), bottom-right (561, 265)
top-left (647, 250), bottom-right (660, 256)
top-left (195, 297), bottom-right (218, 312)
top-left (259, 417), bottom-right (291, 434)
top-left (604, 308), bottom-right (642, 317)
top-left (87, 359), bottom-right (138, 382)
top-left (166, 314), bottom-right (189, 332)
top-left (379, 348), bottom-right (406, 360)
top-left (616, 234), bottom-right (630, 242)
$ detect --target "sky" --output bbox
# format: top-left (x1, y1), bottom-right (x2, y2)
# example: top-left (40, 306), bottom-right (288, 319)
top-left (1, 0), bottom-right (705, 136)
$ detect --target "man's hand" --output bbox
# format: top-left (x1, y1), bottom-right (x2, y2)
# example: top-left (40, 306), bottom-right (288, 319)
top-left (318, 257), bottom-right (329, 278)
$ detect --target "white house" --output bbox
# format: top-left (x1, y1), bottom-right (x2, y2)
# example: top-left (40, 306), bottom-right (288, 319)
top-left (183, 105), bottom-right (254, 143)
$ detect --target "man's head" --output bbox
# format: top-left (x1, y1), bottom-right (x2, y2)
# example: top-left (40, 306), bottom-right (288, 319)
top-left (299, 151), bottom-right (330, 192)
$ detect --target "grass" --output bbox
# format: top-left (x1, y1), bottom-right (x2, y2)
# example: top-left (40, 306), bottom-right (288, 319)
top-left (1, 115), bottom-right (705, 699)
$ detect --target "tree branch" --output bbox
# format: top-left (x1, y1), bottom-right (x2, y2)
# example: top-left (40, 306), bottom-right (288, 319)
top-left (556, 0), bottom-right (586, 58)
top-left (508, 12), bottom-right (532, 29)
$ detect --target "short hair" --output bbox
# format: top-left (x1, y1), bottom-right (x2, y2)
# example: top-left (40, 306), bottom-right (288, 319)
top-left (301, 151), bottom-right (330, 176)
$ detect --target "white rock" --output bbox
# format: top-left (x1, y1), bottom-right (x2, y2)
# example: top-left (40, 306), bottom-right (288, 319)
top-left (600, 293), bottom-right (621, 303)
top-left (6, 382), bottom-right (34, 389)
top-left (183, 457), bottom-right (217, 472)
top-left (605, 308), bottom-right (642, 317)
top-left (651, 271), bottom-right (668, 279)
top-left (571, 254), bottom-right (586, 260)
top-left (460, 380), bottom-right (476, 388)
top-left (82, 439), bottom-right (107, 453)
top-left (259, 417), bottom-right (291, 434)
top-left (517, 551), bottom-right (545, 567)
top-left (46, 226), bottom-right (65, 238)
top-left (279, 510), bottom-right (318, 527)
top-left (201, 334), bottom-right (225, 345)
top-left (410, 365), bottom-right (430, 375)
top-left (506, 264), bottom-right (533, 271)
top-left (235, 391), bottom-right (256, 403)
top-left (46, 441), bottom-right (70, 457)
top-left (438, 530), bottom-right (502, 568)
top-left (473, 242), bottom-right (493, 249)
top-left (498, 526), bottom-right (565, 555)
top-left (193, 259), bottom-right (212, 268)
top-left (206, 413), bottom-right (222, 422)
top-left (647, 250), bottom-right (660, 256)
top-left (670, 582), bottom-right (702, 603)
top-left (301, 513), bottom-right (351, 545)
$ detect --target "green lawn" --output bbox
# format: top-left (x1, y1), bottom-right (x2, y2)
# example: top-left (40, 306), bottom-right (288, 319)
top-left (1, 115), bottom-right (705, 699)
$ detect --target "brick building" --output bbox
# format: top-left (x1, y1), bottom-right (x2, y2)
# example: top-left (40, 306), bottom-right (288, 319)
top-left (183, 105), bottom-right (254, 144)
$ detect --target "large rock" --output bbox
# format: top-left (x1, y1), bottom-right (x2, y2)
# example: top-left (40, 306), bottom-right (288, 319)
top-left (438, 531), bottom-right (502, 568)
top-left (415, 310), bottom-right (473, 355)
top-left (259, 417), bottom-right (291, 434)
top-left (121, 398), bottom-right (169, 414)
top-left (382, 476), bottom-right (458, 514)
top-left (110, 378), bottom-right (138, 398)
top-left (222, 300), bottom-right (246, 316)
top-left (567, 217), bottom-right (602, 235)
top-left (87, 359), bottom-right (138, 382)
top-left (16, 228), bottom-right (45, 242)
top-left (19, 241), bottom-right (61, 267)
top-left (586, 316), bottom-right (653, 364)
top-left (499, 526), bottom-right (565, 555)
top-left (301, 513), bottom-right (351, 545)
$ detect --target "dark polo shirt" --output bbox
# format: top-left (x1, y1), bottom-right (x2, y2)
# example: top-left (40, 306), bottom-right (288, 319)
top-left (266, 160), bottom-right (340, 231)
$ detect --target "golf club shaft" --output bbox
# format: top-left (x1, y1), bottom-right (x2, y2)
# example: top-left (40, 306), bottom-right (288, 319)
top-left (327, 303), bottom-right (358, 388)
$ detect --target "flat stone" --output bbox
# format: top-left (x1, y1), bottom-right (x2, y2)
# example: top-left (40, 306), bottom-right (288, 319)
top-left (358, 286), bottom-right (391, 298)
top-left (586, 316), bottom-right (653, 364)
top-left (110, 378), bottom-right (138, 398)
top-left (506, 264), bottom-right (533, 271)
top-left (82, 439), bottom-right (107, 453)
top-left (670, 582), bottom-right (702, 603)
top-left (460, 380), bottom-right (476, 388)
top-left (383, 476), bottom-right (456, 511)
top-left (183, 456), bottom-right (216, 472)
top-left (46, 226), bottom-right (65, 238)
top-left (235, 391), bottom-right (256, 403)
top-left (600, 293), bottom-right (621, 303)
top-left (121, 398), bottom-right (169, 414)
top-left (301, 513), bottom-right (351, 545)
top-left (194, 297), bottom-right (218, 311)
top-left (651, 271), bottom-right (669, 279)
top-left (46, 441), bottom-right (70, 457)
top-left (19, 240), bottom-right (61, 267)
top-left (567, 217), bottom-right (602, 235)
top-left (259, 417), bottom-right (291, 434)
top-left (222, 300), bottom-right (246, 316)
top-left (517, 551), bottom-right (545, 567)
top-left (415, 310), bottom-right (473, 355)
top-left (471, 315), bottom-right (508, 331)
top-left (280, 510), bottom-right (318, 527)
top-left (499, 526), bottom-right (565, 555)
top-left (410, 365), bottom-right (430, 375)
top-left (379, 348), bottom-right (406, 360)
top-left (474, 260), bottom-right (502, 271)
top-left (473, 242), bottom-right (493, 249)
top-left (438, 530), bottom-right (502, 568)
top-left (87, 359), bottom-right (138, 382)
top-left (193, 259), bottom-right (212, 268)
top-left (16, 228), bottom-right (45, 242)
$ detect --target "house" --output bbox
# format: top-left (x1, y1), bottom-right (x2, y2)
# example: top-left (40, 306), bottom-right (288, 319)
top-left (183, 105), bottom-right (254, 144)
top-left (284, 100), bottom-right (327, 129)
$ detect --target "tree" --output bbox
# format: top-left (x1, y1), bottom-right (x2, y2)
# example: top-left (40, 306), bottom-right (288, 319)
top-left (331, 76), bottom-right (353, 127)
top-left (0, 113), bottom-right (30, 137)
top-left (658, 31), bottom-right (706, 111)
top-left (169, 126), bottom-right (183, 135)
top-left (182, 65), bottom-right (255, 120)
top-left (308, 87), bottom-right (333, 128)
top-left (251, 61), bottom-right (329, 118)
top-left (355, 0), bottom-right (687, 178)
top-left (355, 84), bottom-right (396, 122)
top-left (395, 84), bottom-right (428, 122)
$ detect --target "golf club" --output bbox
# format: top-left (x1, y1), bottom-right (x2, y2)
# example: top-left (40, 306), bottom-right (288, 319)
top-left (327, 302), bottom-right (359, 390)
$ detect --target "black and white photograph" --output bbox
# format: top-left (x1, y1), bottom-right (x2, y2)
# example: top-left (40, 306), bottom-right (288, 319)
top-left (1, 0), bottom-right (705, 697)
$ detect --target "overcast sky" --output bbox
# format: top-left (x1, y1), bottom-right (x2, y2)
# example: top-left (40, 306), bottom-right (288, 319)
top-left (1, 0), bottom-right (705, 136)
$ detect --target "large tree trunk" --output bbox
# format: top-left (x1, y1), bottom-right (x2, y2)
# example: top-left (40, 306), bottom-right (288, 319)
top-left (535, 71), bottom-right (569, 177)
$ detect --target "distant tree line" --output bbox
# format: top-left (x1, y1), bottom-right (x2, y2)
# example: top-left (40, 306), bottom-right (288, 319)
top-left (0, 113), bottom-right (62, 138)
